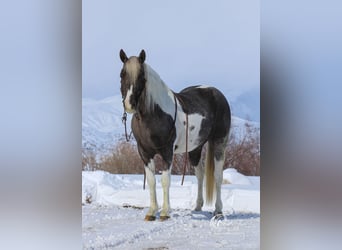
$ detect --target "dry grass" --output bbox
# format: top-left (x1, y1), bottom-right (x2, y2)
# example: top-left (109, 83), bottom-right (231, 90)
top-left (98, 142), bottom-right (144, 174)
top-left (82, 149), bottom-right (98, 171)
top-left (225, 122), bottom-right (260, 175)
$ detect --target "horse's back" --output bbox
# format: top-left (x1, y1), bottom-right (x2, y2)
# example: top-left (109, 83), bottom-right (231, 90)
top-left (177, 85), bottom-right (230, 116)
top-left (176, 85), bottom-right (231, 140)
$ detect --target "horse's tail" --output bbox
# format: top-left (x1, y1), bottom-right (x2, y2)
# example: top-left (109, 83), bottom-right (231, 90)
top-left (205, 141), bottom-right (215, 205)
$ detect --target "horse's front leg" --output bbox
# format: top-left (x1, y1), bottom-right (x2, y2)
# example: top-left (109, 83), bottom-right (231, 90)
top-left (160, 169), bottom-right (171, 221)
top-left (144, 161), bottom-right (158, 221)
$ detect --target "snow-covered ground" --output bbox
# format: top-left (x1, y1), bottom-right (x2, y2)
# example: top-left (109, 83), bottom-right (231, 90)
top-left (82, 169), bottom-right (260, 249)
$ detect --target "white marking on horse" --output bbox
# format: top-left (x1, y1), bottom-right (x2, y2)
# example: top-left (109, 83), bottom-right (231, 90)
top-left (174, 111), bottom-right (205, 154)
top-left (144, 64), bottom-right (176, 117)
top-left (124, 84), bottom-right (134, 113)
top-left (196, 85), bottom-right (210, 89)
top-left (214, 158), bottom-right (224, 215)
top-left (145, 161), bottom-right (158, 217)
top-left (194, 165), bottom-right (204, 211)
top-left (161, 169), bottom-right (171, 217)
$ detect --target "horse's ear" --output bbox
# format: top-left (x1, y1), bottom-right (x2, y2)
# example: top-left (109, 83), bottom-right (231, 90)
top-left (120, 49), bottom-right (128, 63)
top-left (139, 50), bottom-right (146, 63)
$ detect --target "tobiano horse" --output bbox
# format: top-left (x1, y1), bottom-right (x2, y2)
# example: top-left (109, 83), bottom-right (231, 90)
top-left (119, 49), bottom-right (231, 221)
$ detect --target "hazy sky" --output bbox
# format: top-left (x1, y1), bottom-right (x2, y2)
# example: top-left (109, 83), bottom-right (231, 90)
top-left (82, 1), bottom-right (259, 101)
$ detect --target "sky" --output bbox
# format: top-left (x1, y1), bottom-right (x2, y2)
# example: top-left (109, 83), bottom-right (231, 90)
top-left (83, 0), bottom-right (259, 103)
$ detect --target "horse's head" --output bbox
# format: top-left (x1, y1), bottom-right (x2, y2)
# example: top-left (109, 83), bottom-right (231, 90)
top-left (119, 49), bottom-right (146, 113)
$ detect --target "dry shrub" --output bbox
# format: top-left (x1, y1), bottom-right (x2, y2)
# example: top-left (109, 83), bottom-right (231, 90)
top-left (82, 149), bottom-right (98, 171)
top-left (98, 141), bottom-right (144, 174)
top-left (225, 122), bottom-right (260, 176)
top-left (171, 154), bottom-right (195, 175)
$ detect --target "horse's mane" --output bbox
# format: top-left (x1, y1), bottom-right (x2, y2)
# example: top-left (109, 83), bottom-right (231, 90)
top-left (144, 64), bottom-right (175, 116)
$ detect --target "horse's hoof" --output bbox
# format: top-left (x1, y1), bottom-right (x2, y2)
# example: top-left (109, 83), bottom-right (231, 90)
top-left (159, 216), bottom-right (170, 221)
top-left (144, 215), bottom-right (156, 221)
top-left (213, 213), bottom-right (224, 220)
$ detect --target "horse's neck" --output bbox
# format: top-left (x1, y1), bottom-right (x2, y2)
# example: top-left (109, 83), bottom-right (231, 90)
top-left (144, 64), bottom-right (175, 116)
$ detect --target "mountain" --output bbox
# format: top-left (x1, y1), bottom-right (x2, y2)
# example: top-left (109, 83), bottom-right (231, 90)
top-left (82, 95), bottom-right (131, 153)
top-left (229, 87), bottom-right (260, 122)
top-left (82, 95), bottom-right (259, 156)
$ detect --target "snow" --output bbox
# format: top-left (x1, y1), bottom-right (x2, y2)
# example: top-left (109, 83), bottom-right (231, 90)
top-left (223, 168), bottom-right (253, 185)
top-left (82, 169), bottom-right (260, 249)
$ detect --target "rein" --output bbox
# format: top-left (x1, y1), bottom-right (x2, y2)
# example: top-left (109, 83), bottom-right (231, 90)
top-left (175, 96), bottom-right (189, 186)
top-left (122, 112), bottom-right (133, 142)
top-left (181, 113), bottom-right (189, 186)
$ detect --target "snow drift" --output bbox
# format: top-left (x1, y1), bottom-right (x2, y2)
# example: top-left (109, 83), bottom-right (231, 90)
top-left (82, 169), bottom-right (259, 214)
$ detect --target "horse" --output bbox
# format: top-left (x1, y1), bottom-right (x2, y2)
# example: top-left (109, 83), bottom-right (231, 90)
top-left (119, 49), bottom-right (231, 221)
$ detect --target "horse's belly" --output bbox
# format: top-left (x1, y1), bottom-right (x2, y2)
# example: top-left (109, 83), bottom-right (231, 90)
top-left (173, 113), bottom-right (206, 154)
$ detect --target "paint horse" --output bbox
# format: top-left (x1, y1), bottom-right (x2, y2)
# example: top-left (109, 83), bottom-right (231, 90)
top-left (119, 49), bottom-right (231, 221)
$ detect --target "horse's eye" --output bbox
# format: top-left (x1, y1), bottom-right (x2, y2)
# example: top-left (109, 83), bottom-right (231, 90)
top-left (120, 70), bottom-right (125, 78)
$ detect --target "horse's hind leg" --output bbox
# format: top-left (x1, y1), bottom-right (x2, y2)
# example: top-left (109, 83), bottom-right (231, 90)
top-left (213, 138), bottom-right (228, 216)
top-left (189, 145), bottom-right (204, 211)
top-left (194, 165), bottom-right (204, 211)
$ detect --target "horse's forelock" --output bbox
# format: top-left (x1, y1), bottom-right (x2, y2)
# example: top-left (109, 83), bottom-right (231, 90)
top-left (124, 57), bottom-right (141, 85)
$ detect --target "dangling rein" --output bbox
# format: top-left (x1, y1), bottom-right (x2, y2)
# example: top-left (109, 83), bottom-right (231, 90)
top-left (121, 112), bottom-right (133, 142)
top-left (181, 113), bottom-right (189, 186)
top-left (121, 95), bottom-right (189, 189)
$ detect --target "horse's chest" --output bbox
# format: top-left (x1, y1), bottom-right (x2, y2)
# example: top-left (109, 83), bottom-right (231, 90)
top-left (131, 115), bottom-right (174, 148)
top-left (131, 117), bottom-right (151, 142)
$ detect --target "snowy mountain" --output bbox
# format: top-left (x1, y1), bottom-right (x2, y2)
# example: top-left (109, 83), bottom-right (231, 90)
top-left (82, 95), bottom-right (130, 153)
top-left (229, 87), bottom-right (260, 122)
top-left (82, 95), bottom-right (260, 155)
